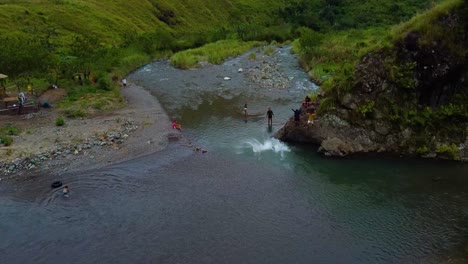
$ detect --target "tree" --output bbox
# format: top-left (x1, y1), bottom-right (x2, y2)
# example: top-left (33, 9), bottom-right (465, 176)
top-left (298, 27), bottom-right (324, 58)
top-left (69, 35), bottom-right (101, 80)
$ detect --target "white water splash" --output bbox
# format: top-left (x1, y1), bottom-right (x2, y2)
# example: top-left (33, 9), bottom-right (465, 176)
top-left (238, 138), bottom-right (291, 158)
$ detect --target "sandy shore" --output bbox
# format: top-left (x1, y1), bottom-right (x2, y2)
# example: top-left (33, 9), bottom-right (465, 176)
top-left (0, 83), bottom-right (187, 179)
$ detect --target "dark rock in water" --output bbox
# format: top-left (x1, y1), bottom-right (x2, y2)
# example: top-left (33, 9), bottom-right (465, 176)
top-left (167, 133), bottom-right (181, 142)
top-left (51, 181), bottom-right (62, 188)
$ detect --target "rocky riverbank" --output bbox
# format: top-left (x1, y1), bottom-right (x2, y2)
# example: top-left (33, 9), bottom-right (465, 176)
top-left (277, 4), bottom-right (468, 162)
top-left (275, 106), bottom-right (468, 161)
top-left (0, 83), bottom-right (188, 180)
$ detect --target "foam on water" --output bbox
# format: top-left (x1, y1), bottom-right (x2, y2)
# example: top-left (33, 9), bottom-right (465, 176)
top-left (238, 137), bottom-right (291, 158)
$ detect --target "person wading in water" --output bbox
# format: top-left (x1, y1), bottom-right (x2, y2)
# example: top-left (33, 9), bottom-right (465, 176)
top-left (266, 107), bottom-right (274, 127)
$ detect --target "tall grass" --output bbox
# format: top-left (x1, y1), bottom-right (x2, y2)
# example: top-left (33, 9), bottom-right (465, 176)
top-left (391, 0), bottom-right (463, 42)
top-left (170, 40), bottom-right (263, 69)
top-left (295, 27), bottom-right (391, 102)
top-left (390, 0), bottom-right (466, 57)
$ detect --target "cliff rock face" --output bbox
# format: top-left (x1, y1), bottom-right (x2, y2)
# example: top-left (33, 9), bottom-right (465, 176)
top-left (276, 1), bottom-right (468, 161)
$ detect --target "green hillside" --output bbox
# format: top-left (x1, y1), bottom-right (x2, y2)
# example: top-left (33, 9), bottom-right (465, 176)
top-left (0, 0), bottom-right (286, 44)
top-left (0, 0), bottom-right (438, 118)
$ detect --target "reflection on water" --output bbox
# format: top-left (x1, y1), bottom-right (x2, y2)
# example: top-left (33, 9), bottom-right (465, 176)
top-left (1, 46), bottom-right (467, 264)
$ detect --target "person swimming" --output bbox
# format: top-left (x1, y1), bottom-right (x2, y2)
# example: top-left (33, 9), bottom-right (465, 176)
top-left (63, 186), bottom-right (70, 197)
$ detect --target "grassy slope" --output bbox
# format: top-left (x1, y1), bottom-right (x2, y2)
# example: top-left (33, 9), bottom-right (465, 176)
top-left (0, 1), bottom-right (161, 41)
top-left (297, 0), bottom-right (465, 103)
top-left (0, 0), bottom-right (289, 118)
top-left (0, 0), bottom-right (286, 44)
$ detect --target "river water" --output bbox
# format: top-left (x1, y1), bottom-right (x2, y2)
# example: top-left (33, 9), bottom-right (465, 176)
top-left (1, 47), bottom-right (467, 264)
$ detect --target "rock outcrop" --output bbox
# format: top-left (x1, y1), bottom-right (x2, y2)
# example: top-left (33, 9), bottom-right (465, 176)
top-left (276, 1), bottom-right (468, 161)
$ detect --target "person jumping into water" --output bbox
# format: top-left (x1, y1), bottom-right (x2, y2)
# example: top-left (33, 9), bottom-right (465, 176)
top-left (266, 107), bottom-right (274, 126)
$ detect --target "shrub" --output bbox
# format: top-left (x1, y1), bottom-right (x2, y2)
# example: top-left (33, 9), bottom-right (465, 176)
top-left (436, 144), bottom-right (460, 160)
top-left (0, 136), bottom-right (13, 146)
top-left (1, 124), bottom-right (20, 136)
top-left (97, 76), bottom-right (113, 91)
top-left (263, 46), bottom-right (275, 56)
top-left (416, 145), bottom-right (430, 155)
top-left (62, 109), bottom-right (87, 118)
top-left (55, 117), bottom-right (65, 126)
top-left (358, 101), bottom-right (375, 118)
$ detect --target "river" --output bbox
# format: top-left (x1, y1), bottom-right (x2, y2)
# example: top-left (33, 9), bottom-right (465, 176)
top-left (1, 46), bottom-right (467, 264)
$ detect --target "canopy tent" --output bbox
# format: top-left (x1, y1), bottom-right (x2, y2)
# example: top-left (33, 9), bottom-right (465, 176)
top-left (0, 73), bottom-right (7, 79)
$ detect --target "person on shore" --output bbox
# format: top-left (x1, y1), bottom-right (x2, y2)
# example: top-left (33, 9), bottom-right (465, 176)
top-left (63, 186), bottom-right (70, 197)
top-left (17, 92), bottom-right (27, 115)
top-left (122, 78), bottom-right (127, 88)
top-left (307, 109), bottom-right (316, 125)
top-left (243, 103), bottom-right (248, 118)
top-left (303, 95), bottom-right (311, 107)
top-left (18, 92), bottom-right (27, 105)
top-left (172, 120), bottom-right (181, 130)
top-left (266, 107), bottom-right (274, 126)
top-left (292, 108), bottom-right (301, 123)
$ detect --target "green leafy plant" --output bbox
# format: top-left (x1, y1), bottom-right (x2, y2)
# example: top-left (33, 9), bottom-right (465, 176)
top-left (389, 62), bottom-right (417, 90)
top-left (0, 136), bottom-right (13, 146)
top-left (1, 124), bottom-right (20, 136)
top-left (358, 101), bottom-right (375, 118)
top-left (61, 109), bottom-right (86, 118)
top-left (416, 145), bottom-right (430, 155)
top-left (435, 144), bottom-right (460, 160)
top-left (55, 117), bottom-right (65, 126)
top-left (263, 46), bottom-right (275, 56)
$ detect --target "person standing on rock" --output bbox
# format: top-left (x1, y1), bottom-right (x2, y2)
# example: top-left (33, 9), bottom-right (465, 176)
top-left (243, 103), bottom-right (248, 118)
top-left (307, 108), bottom-right (316, 125)
top-left (266, 107), bottom-right (274, 126)
top-left (292, 108), bottom-right (301, 123)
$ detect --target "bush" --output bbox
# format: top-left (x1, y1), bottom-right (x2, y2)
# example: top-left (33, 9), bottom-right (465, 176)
top-left (97, 76), bottom-right (113, 91)
top-left (55, 117), bottom-right (65, 126)
top-left (1, 124), bottom-right (20, 136)
top-left (416, 145), bottom-right (430, 155)
top-left (263, 46), bottom-right (275, 56)
top-left (62, 109), bottom-right (87, 118)
top-left (0, 136), bottom-right (13, 146)
top-left (436, 143), bottom-right (460, 160)
top-left (358, 101), bottom-right (375, 118)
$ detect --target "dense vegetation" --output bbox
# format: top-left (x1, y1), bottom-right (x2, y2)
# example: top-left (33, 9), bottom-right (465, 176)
top-left (0, 0), bottom-right (443, 118)
top-left (0, 0), bottom-right (291, 113)
top-left (294, 0), bottom-right (468, 159)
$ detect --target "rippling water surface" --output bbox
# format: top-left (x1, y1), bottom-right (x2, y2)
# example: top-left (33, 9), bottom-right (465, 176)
top-left (1, 47), bottom-right (467, 264)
